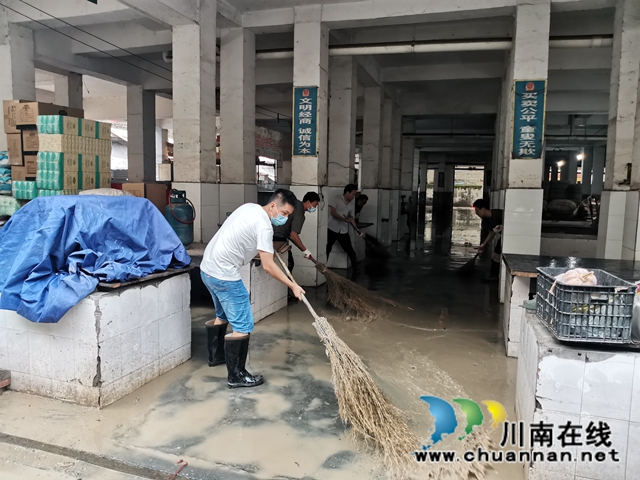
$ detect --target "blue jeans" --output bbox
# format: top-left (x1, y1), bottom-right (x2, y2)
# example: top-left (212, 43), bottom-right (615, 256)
top-left (201, 271), bottom-right (254, 334)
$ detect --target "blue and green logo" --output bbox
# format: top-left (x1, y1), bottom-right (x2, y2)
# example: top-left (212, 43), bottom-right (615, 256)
top-left (419, 396), bottom-right (507, 449)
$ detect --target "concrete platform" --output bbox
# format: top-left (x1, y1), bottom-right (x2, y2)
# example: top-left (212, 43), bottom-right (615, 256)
top-left (517, 311), bottom-right (640, 480)
top-left (0, 272), bottom-right (192, 408)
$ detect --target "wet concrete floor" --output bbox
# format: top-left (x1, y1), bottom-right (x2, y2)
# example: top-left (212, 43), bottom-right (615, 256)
top-left (0, 246), bottom-right (521, 479)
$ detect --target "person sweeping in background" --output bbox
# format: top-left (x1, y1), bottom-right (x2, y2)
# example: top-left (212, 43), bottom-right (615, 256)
top-left (273, 191), bottom-right (321, 303)
top-left (327, 184), bottom-right (363, 274)
top-left (202, 189), bottom-right (305, 388)
top-left (473, 198), bottom-right (503, 282)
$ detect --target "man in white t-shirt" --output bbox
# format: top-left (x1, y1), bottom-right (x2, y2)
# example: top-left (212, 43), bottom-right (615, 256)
top-left (201, 189), bottom-right (305, 389)
top-left (327, 184), bottom-right (363, 273)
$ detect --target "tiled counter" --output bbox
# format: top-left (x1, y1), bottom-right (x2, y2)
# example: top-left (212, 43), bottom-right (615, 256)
top-left (501, 254), bottom-right (640, 358)
top-left (0, 273), bottom-right (192, 408)
top-left (517, 311), bottom-right (640, 480)
top-left (239, 261), bottom-right (287, 322)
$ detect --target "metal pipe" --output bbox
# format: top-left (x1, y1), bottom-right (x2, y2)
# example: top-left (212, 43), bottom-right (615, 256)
top-left (255, 36), bottom-right (613, 60)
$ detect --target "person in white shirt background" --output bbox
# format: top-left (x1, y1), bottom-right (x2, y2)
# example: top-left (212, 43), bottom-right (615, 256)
top-left (200, 189), bottom-right (305, 389)
top-left (326, 184), bottom-right (363, 274)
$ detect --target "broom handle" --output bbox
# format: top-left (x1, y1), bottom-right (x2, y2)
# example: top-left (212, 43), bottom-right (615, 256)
top-left (274, 252), bottom-right (323, 322)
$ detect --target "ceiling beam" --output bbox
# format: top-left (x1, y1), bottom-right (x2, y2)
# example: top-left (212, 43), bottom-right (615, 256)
top-left (116, 0), bottom-right (198, 27)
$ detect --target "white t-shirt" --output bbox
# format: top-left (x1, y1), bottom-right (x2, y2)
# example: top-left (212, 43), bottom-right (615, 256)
top-left (328, 194), bottom-right (354, 234)
top-left (201, 203), bottom-right (274, 281)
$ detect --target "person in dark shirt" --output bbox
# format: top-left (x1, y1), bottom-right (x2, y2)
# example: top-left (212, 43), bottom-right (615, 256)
top-left (473, 199), bottom-right (503, 282)
top-left (273, 191), bottom-right (321, 301)
top-left (354, 193), bottom-right (369, 220)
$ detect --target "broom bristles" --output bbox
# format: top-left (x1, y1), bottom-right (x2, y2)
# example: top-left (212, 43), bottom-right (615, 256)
top-left (313, 315), bottom-right (421, 475)
top-left (315, 262), bottom-right (383, 322)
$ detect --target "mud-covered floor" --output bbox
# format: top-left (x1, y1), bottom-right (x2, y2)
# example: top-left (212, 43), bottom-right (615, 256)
top-left (0, 246), bottom-right (522, 479)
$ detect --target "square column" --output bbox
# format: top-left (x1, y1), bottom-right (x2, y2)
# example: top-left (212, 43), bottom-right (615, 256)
top-left (0, 20), bottom-right (35, 150)
top-left (127, 85), bottom-right (156, 183)
top-left (291, 7), bottom-right (329, 286)
top-left (219, 27), bottom-right (257, 216)
top-left (500, 1), bottom-right (550, 256)
top-left (54, 73), bottom-right (83, 109)
top-left (171, 1), bottom-right (218, 243)
top-left (361, 86), bottom-right (383, 190)
top-left (292, 7), bottom-right (328, 187)
top-left (597, 0), bottom-right (640, 259)
top-left (582, 148), bottom-right (594, 196)
top-left (390, 104), bottom-right (403, 241)
top-left (380, 98), bottom-right (394, 190)
top-left (328, 56), bottom-right (357, 186)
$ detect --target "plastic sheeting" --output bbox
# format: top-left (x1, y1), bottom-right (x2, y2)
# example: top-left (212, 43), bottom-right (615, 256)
top-left (0, 195), bottom-right (191, 323)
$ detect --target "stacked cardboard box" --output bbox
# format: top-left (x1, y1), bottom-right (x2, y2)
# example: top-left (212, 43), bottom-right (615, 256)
top-left (34, 115), bottom-right (112, 196)
top-left (3, 101), bottom-right (86, 199)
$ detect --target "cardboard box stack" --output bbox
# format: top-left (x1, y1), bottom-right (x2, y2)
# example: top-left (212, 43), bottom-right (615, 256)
top-left (3, 101), bottom-right (112, 200)
top-left (37, 115), bottom-right (112, 194)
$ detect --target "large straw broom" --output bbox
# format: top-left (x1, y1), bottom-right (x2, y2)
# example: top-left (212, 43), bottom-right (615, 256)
top-left (309, 257), bottom-right (410, 322)
top-left (275, 253), bottom-right (420, 475)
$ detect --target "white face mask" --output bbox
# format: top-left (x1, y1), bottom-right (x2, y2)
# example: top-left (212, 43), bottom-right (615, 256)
top-left (308, 206), bottom-right (317, 213)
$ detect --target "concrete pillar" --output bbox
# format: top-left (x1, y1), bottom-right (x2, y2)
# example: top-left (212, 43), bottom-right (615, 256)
top-left (280, 131), bottom-right (292, 186)
top-left (400, 135), bottom-right (415, 241)
top-left (291, 7), bottom-right (329, 286)
top-left (501, 1), bottom-right (550, 256)
top-left (328, 56), bottom-right (357, 186)
top-left (171, 1), bottom-right (218, 243)
top-left (417, 161), bottom-right (428, 248)
top-left (127, 85), bottom-right (156, 183)
top-left (0, 18), bottom-right (35, 150)
top-left (582, 149), bottom-right (594, 195)
top-left (359, 87), bottom-right (385, 246)
top-left (361, 86), bottom-right (383, 189)
top-left (54, 73), bottom-right (83, 109)
top-left (389, 104), bottom-right (403, 242)
top-left (380, 98), bottom-right (394, 190)
top-left (401, 137), bottom-right (415, 192)
top-left (220, 27), bottom-right (257, 215)
top-left (597, 0), bottom-right (640, 259)
top-left (592, 146), bottom-right (605, 195)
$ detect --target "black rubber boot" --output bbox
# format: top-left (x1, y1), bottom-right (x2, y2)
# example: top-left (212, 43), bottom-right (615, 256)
top-left (206, 322), bottom-right (227, 366)
top-left (226, 335), bottom-right (264, 389)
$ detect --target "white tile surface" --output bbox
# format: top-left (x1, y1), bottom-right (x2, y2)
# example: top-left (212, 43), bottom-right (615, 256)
top-left (0, 309), bottom-right (6, 329)
top-left (73, 339), bottom-right (97, 386)
top-left (530, 410), bottom-right (580, 476)
top-left (537, 355), bottom-right (586, 415)
top-left (140, 284), bottom-right (159, 326)
top-left (631, 358), bottom-right (640, 424)
top-left (7, 329), bottom-right (30, 373)
top-left (581, 353), bottom-right (634, 421)
top-left (29, 332), bottom-right (52, 378)
top-left (73, 300), bottom-right (98, 342)
top-left (574, 416), bottom-right (628, 479)
top-left (100, 334), bottom-right (123, 383)
top-left (626, 422), bottom-right (640, 480)
top-left (0, 327), bottom-right (7, 370)
top-left (201, 183), bottom-right (219, 207)
top-left (119, 287), bottom-right (142, 334)
top-left (220, 184), bottom-right (245, 205)
top-left (6, 310), bottom-right (30, 330)
top-left (50, 336), bottom-right (75, 383)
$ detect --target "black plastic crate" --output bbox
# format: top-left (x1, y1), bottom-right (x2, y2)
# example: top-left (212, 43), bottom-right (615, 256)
top-left (536, 267), bottom-right (636, 344)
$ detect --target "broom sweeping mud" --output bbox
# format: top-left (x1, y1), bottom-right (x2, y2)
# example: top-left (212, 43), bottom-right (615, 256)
top-left (307, 256), bottom-right (413, 322)
top-left (275, 252), bottom-right (420, 475)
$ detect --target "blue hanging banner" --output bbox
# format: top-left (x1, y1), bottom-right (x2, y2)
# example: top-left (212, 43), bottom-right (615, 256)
top-left (512, 80), bottom-right (546, 159)
top-left (292, 86), bottom-right (318, 157)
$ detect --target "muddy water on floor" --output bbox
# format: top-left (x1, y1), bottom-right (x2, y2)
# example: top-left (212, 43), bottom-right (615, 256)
top-left (0, 247), bottom-right (521, 479)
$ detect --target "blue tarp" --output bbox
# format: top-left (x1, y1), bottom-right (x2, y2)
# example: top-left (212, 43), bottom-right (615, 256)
top-left (0, 196), bottom-right (191, 323)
